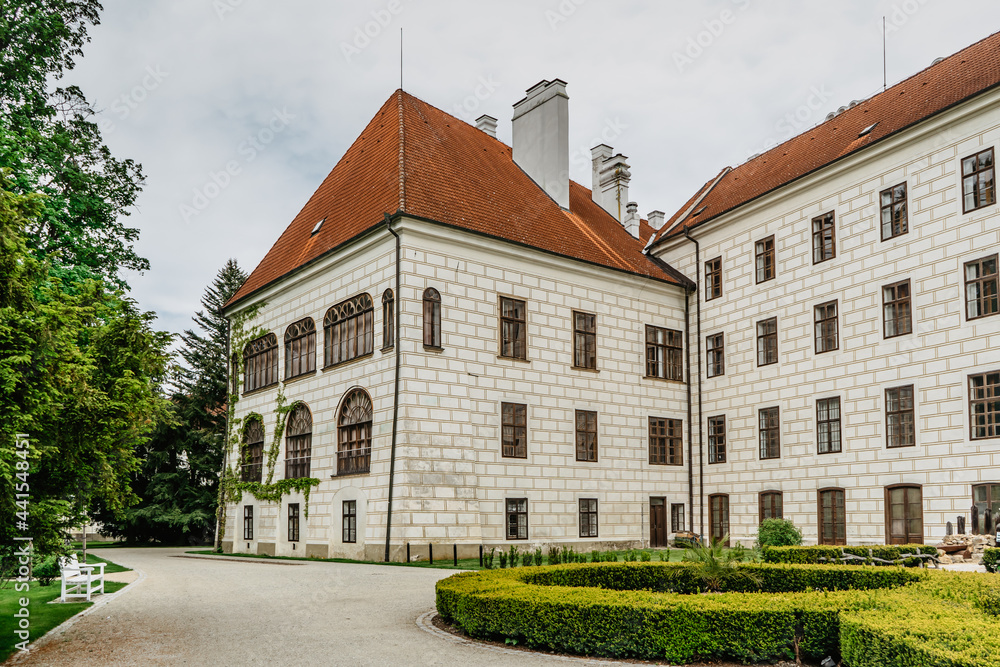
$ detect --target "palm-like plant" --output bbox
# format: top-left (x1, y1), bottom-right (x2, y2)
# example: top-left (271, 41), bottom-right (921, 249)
top-left (682, 534), bottom-right (760, 593)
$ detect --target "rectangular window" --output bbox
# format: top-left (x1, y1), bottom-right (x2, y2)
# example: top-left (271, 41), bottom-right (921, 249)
top-left (705, 257), bottom-right (723, 300)
top-left (818, 489), bottom-right (846, 545)
top-left (501, 402), bottom-right (527, 458)
top-left (816, 397), bottom-right (842, 454)
top-left (756, 317), bottom-right (778, 366)
top-left (755, 236), bottom-right (775, 283)
top-left (243, 505), bottom-right (253, 541)
top-left (645, 325), bottom-right (683, 381)
top-left (579, 498), bottom-right (598, 538)
top-left (886, 385), bottom-right (915, 448)
top-left (708, 415), bottom-right (726, 464)
top-left (287, 503), bottom-right (300, 542)
top-left (707, 333), bottom-right (724, 377)
top-left (342, 500), bottom-right (357, 543)
top-left (970, 371), bottom-right (1000, 440)
top-left (573, 311), bottom-right (597, 369)
top-left (575, 410), bottom-right (598, 462)
top-left (499, 297), bottom-right (527, 359)
top-left (506, 498), bottom-right (528, 540)
top-left (885, 485), bottom-right (923, 544)
top-left (962, 148), bottom-right (995, 213)
top-left (812, 212), bottom-right (836, 264)
top-left (709, 494), bottom-right (729, 546)
top-left (814, 301), bottom-right (839, 353)
top-left (759, 407), bottom-right (780, 459)
top-left (648, 417), bottom-right (683, 466)
top-left (880, 183), bottom-right (908, 240)
top-left (973, 484), bottom-right (1000, 535)
top-left (965, 255), bottom-right (999, 320)
top-left (759, 491), bottom-right (783, 522)
top-left (883, 280), bottom-right (912, 337)
top-left (670, 503), bottom-right (685, 533)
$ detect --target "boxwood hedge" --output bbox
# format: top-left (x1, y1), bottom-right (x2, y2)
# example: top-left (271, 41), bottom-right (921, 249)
top-left (983, 547), bottom-right (999, 574)
top-left (761, 544), bottom-right (937, 566)
top-left (436, 562), bottom-right (1000, 666)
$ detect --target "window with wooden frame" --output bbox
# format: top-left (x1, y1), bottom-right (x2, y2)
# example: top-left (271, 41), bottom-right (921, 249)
top-left (970, 371), bottom-right (1000, 440)
top-left (287, 503), bottom-right (300, 542)
top-left (818, 488), bottom-right (846, 545)
top-left (506, 498), bottom-right (528, 540)
top-left (708, 415), bottom-right (726, 464)
top-left (648, 417), bottom-right (682, 466)
top-left (243, 505), bottom-right (253, 541)
top-left (964, 255), bottom-right (998, 320)
top-left (243, 333), bottom-right (278, 393)
top-left (382, 289), bottom-right (394, 350)
top-left (759, 491), bottom-right (783, 522)
top-left (342, 500), bottom-right (357, 543)
top-left (499, 296), bottom-right (526, 359)
top-left (812, 212), bottom-right (836, 264)
top-left (816, 397), bottom-right (842, 454)
top-left (886, 385), bottom-right (915, 448)
top-left (579, 498), bottom-right (598, 538)
top-left (755, 236), bottom-right (775, 283)
top-left (575, 410), bottom-right (598, 462)
top-left (284, 404), bottom-right (312, 479)
top-left (759, 407), bottom-right (780, 460)
top-left (880, 183), bottom-right (908, 240)
top-left (709, 494), bottom-right (729, 546)
top-left (338, 388), bottom-right (373, 475)
top-left (885, 485), bottom-right (922, 545)
top-left (324, 293), bottom-right (374, 367)
top-left (972, 483), bottom-right (1000, 535)
top-left (423, 287), bottom-right (442, 348)
top-left (501, 402), bottom-right (527, 458)
top-left (883, 280), bottom-right (912, 337)
top-left (241, 416), bottom-right (264, 483)
top-left (705, 256), bottom-right (723, 300)
top-left (814, 301), bottom-right (839, 353)
top-left (671, 503), bottom-right (685, 532)
top-left (645, 325), bottom-right (683, 381)
top-left (962, 147), bottom-right (995, 213)
top-left (706, 333), bottom-right (724, 377)
top-left (572, 311), bottom-right (597, 369)
top-left (284, 318), bottom-right (316, 380)
top-left (756, 317), bottom-right (778, 366)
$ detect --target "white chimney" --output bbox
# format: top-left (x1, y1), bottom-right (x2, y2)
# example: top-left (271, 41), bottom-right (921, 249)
top-left (475, 114), bottom-right (497, 138)
top-left (624, 201), bottom-right (640, 239)
top-left (512, 79), bottom-right (570, 209)
top-left (647, 210), bottom-right (665, 230)
top-left (590, 146), bottom-right (631, 221)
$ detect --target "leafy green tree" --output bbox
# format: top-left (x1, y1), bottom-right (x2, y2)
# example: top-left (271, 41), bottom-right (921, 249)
top-left (756, 518), bottom-right (804, 547)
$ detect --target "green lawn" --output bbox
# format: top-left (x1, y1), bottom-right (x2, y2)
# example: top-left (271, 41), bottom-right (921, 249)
top-left (0, 580), bottom-right (127, 662)
top-left (82, 552), bottom-right (131, 574)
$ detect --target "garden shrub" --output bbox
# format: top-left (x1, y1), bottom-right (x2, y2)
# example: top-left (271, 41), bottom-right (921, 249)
top-left (33, 556), bottom-right (60, 586)
top-left (756, 518), bottom-right (803, 547)
top-left (983, 547), bottom-right (999, 573)
top-left (761, 544), bottom-right (936, 567)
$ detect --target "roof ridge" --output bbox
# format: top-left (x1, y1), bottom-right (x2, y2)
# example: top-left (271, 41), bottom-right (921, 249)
top-left (397, 88), bottom-right (406, 212)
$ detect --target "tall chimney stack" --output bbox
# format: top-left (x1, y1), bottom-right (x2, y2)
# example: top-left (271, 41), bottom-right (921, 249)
top-left (590, 146), bottom-right (631, 221)
top-left (475, 114), bottom-right (498, 138)
top-left (512, 80), bottom-right (570, 209)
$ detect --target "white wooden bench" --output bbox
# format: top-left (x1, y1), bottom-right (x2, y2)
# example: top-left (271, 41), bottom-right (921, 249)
top-left (59, 554), bottom-right (105, 602)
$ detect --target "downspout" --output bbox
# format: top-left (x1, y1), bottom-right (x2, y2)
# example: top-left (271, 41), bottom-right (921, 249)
top-left (685, 290), bottom-right (694, 533)
top-left (384, 213), bottom-right (402, 562)
top-left (215, 317), bottom-right (232, 551)
top-left (682, 226), bottom-right (704, 541)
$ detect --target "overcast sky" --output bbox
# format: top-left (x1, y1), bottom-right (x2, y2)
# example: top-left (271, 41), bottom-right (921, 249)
top-left (63, 0), bottom-right (997, 342)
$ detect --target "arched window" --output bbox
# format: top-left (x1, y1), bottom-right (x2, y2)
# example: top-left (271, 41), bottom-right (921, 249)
top-left (324, 293), bottom-right (373, 367)
top-left (338, 389), bottom-right (372, 476)
top-left (382, 289), bottom-right (395, 350)
top-left (284, 404), bottom-right (312, 479)
top-left (243, 333), bottom-right (278, 393)
top-left (759, 491), bottom-right (783, 522)
top-left (284, 318), bottom-right (316, 379)
top-left (708, 494), bottom-right (729, 546)
top-left (885, 485), bottom-right (923, 544)
top-left (818, 488), bottom-right (846, 545)
top-left (423, 287), bottom-right (441, 348)
top-left (241, 417), bottom-right (264, 483)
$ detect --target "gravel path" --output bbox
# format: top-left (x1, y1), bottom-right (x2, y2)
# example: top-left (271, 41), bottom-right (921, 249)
top-left (8, 548), bottom-right (645, 667)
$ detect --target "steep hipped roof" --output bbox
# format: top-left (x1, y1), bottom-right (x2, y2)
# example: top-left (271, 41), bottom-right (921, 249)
top-left (651, 30), bottom-right (1000, 246)
top-left (227, 90), bottom-right (679, 307)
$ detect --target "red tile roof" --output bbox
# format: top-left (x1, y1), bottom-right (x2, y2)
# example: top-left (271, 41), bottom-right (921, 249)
top-left (227, 90), bottom-right (679, 307)
top-left (651, 30), bottom-right (1000, 246)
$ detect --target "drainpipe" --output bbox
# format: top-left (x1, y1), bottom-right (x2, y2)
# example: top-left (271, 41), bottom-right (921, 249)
top-left (215, 317), bottom-right (232, 551)
top-left (384, 213), bottom-right (402, 562)
top-left (682, 226), bottom-right (704, 541)
top-left (685, 290), bottom-right (694, 533)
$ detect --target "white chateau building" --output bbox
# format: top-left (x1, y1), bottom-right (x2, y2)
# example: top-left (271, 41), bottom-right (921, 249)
top-left (221, 33), bottom-right (1000, 559)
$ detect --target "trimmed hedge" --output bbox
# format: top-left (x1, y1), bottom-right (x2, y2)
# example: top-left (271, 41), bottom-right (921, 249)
top-left (436, 562), bottom-right (1000, 666)
top-left (761, 544), bottom-right (937, 567)
top-left (983, 547), bottom-right (999, 574)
